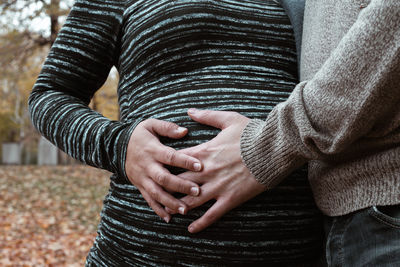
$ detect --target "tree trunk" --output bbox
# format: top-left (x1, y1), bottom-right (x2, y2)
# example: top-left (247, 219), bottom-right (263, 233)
top-left (50, 0), bottom-right (60, 46)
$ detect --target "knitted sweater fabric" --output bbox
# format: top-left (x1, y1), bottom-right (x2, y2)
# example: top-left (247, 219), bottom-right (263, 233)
top-left (241, 0), bottom-right (400, 216)
top-left (29, 0), bottom-right (322, 265)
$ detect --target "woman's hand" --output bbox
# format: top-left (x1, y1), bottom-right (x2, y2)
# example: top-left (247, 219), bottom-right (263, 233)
top-left (125, 118), bottom-right (202, 223)
top-left (168, 109), bottom-right (267, 233)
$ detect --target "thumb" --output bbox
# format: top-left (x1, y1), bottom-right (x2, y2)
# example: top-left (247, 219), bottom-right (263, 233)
top-left (145, 119), bottom-right (188, 139)
top-left (187, 109), bottom-right (237, 129)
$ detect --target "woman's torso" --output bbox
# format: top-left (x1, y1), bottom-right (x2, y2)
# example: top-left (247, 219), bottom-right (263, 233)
top-left (87, 1), bottom-right (322, 266)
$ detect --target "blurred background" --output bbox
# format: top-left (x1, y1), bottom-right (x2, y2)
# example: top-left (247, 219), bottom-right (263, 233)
top-left (1, 1), bottom-right (120, 265)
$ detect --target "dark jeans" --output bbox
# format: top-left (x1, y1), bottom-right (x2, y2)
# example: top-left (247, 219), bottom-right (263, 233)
top-left (324, 205), bottom-right (400, 267)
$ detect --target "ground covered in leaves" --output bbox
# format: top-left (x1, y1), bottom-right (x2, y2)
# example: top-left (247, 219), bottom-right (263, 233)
top-left (0, 165), bottom-right (110, 266)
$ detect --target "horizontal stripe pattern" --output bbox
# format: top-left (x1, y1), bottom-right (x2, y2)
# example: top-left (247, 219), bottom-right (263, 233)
top-left (29, 0), bottom-right (323, 266)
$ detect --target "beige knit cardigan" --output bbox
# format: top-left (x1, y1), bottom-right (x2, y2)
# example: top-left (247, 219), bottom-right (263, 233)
top-left (240, 0), bottom-right (400, 216)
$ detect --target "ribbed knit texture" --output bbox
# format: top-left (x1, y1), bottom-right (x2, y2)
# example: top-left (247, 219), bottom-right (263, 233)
top-left (241, 0), bottom-right (400, 216)
top-left (29, 0), bottom-right (323, 265)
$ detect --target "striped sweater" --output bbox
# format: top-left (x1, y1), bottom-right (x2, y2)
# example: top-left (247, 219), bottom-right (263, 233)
top-left (29, 0), bottom-right (322, 265)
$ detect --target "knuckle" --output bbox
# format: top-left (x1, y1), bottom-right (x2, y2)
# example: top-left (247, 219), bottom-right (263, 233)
top-left (183, 158), bottom-right (192, 169)
top-left (161, 121), bottom-right (174, 132)
top-left (171, 201), bottom-right (181, 211)
top-left (165, 149), bottom-right (176, 164)
top-left (149, 187), bottom-right (159, 200)
top-left (203, 110), bottom-right (212, 118)
top-left (198, 143), bottom-right (208, 151)
top-left (154, 171), bottom-right (167, 186)
top-left (146, 118), bottom-right (158, 130)
top-left (201, 165), bottom-right (211, 176)
top-left (140, 119), bottom-right (151, 128)
top-left (137, 120), bottom-right (146, 128)
top-left (184, 197), bottom-right (196, 208)
top-left (177, 181), bottom-right (188, 194)
top-left (143, 164), bottom-right (153, 175)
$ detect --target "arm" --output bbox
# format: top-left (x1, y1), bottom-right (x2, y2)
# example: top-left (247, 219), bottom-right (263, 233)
top-left (178, 0), bottom-right (400, 232)
top-left (29, 0), bottom-right (201, 221)
top-left (241, 0), bottom-right (400, 187)
top-left (29, 0), bottom-right (130, 178)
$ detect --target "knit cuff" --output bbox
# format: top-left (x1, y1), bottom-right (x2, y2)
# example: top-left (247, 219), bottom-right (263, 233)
top-left (240, 111), bottom-right (306, 188)
top-left (115, 120), bottom-right (141, 182)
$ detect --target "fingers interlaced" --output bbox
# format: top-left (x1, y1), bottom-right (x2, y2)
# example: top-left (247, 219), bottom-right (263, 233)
top-left (166, 181), bottom-right (215, 215)
top-left (142, 179), bottom-right (188, 215)
top-left (156, 146), bottom-right (202, 172)
top-left (127, 118), bottom-right (206, 224)
top-left (148, 166), bottom-right (200, 196)
top-left (178, 171), bottom-right (204, 184)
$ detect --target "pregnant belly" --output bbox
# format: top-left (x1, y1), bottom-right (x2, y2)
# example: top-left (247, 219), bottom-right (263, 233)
top-left (102, 164), bottom-right (321, 265)
top-left (104, 93), bottom-right (322, 264)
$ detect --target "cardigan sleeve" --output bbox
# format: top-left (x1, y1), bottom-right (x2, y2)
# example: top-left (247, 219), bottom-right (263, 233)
top-left (240, 0), bottom-right (400, 188)
top-left (28, 0), bottom-right (135, 180)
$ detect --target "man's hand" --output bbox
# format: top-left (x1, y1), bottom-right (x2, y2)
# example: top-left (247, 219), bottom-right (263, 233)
top-left (172, 109), bottom-right (267, 233)
top-left (125, 118), bottom-right (202, 223)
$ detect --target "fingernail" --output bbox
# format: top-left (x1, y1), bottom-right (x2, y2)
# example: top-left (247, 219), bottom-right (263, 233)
top-left (178, 206), bottom-right (186, 215)
top-left (188, 108), bottom-right (197, 115)
top-left (188, 225), bottom-right (195, 233)
top-left (190, 187), bottom-right (199, 196)
top-left (176, 127), bottom-right (186, 134)
top-left (164, 216), bottom-right (170, 223)
top-left (193, 162), bottom-right (202, 171)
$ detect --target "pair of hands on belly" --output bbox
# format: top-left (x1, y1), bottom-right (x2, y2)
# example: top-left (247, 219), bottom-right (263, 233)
top-left (125, 109), bottom-right (267, 233)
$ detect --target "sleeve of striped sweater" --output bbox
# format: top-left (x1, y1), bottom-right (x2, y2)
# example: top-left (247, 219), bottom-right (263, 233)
top-left (28, 0), bottom-right (134, 179)
top-left (240, 0), bottom-right (400, 187)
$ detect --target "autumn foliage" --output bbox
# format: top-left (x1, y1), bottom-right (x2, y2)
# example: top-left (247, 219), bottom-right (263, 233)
top-left (0, 0), bottom-right (119, 163)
